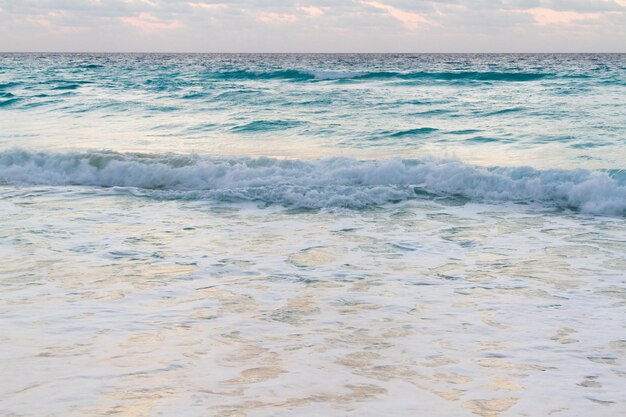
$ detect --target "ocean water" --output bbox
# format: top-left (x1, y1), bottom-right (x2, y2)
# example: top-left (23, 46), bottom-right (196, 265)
top-left (1, 54), bottom-right (625, 416)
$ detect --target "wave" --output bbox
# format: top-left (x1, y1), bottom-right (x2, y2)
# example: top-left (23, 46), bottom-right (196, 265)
top-left (354, 71), bottom-right (549, 82)
top-left (211, 69), bottom-right (314, 81)
top-left (230, 120), bottom-right (304, 132)
top-left (52, 84), bottom-right (81, 90)
top-left (181, 92), bottom-right (210, 99)
top-left (483, 107), bottom-right (526, 116)
top-left (0, 149), bottom-right (624, 216)
top-left (0, 97), bottom-right (20, 107)
top-left (307, 70), bottom-right (367, 80)
top-left (389, 127), bottom-right (439, 137)
top-left (449, 129), bottom-right (482, 135)
top-left (209, 69), bottom-right (551, 82)
top-left (78, 64), bottom-right (104, 69)
top-left (466, 136), bottom-right (509, 143)
top-left (0, 82), bottom-right (21, 90)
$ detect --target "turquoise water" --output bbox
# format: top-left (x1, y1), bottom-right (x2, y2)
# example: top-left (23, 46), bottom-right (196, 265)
top-left (1, 54), bottom-right (625, 416)
top-left (1, 53), bottom-right (625, 215)
top-left (1, 54), bottom-right (625, 163)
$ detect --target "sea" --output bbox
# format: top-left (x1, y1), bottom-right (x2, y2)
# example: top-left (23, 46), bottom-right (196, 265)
top-left (1, 53), bottom-right (625, 416)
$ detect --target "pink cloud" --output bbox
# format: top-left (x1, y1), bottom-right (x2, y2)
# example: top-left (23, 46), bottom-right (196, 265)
top-left (187, 2), bottom-right (227, 12)
top-left (120, 13), bottom-right (183, 32)
top-left (363, 1), bottom-right (432, 30)
top-left (298, 6), bottom-right (325, 18)
top-left (518, 8), bottom-right (603, 26)
top-left (125, 0), bottom-right (159, 6)
top-left (22, 11), bottom-right (86, 34)
top-left (257, 12), bottom-right (299, 24)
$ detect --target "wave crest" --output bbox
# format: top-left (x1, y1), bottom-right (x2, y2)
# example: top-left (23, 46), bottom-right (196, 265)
top-left (0, 149), bottom-right (624, 215)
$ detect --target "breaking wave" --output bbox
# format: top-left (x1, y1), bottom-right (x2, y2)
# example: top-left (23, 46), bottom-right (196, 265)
top-left (0, 149), bottom-right (624, 216)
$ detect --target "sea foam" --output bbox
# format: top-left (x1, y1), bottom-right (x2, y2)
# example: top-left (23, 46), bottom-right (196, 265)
top-left (0, 149), bottom-right (624, 215)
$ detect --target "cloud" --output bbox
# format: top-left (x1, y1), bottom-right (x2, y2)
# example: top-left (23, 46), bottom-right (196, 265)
top-left (22, 11), bottom-right (86, 33)
top-left (120, 12), bottom-right (183, 31)
top-left (298, 5), bottom-right (324, 17)
top-left (0, 0), bottom-right (624, 51)
top-left (515, 7), bottom-right (604, 25)
top-left (187, 2), bottom-right (227, 12)
top-left (363, 1), bottom-right (433, 29)
top-left (256, 11), bottom-right (299, 24)
top-left (125, 0), bottom-right (159, 7)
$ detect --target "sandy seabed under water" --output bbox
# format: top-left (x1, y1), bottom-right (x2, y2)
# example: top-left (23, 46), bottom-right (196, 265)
top-left (0, 189), bottom-right (625, 417)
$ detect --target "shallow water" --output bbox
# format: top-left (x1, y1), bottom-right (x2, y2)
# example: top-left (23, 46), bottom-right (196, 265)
top-left (1, 54), bottom-right (625, 416)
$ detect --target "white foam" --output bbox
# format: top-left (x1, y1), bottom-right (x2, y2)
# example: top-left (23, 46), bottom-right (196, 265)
top-left (0, 149), bottom-right (624, 215)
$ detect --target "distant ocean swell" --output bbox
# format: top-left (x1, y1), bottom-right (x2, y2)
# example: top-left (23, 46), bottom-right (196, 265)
top-left (1, 150), bottom-right (624, 216)
top-left (0, 69), bottom-right (550, 83)
top-left (207, 69), bottom-right (551, 82)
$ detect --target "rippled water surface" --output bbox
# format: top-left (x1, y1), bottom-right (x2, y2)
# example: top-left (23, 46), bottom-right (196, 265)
top-left (2, 53), bottom-right (625, 167)
top-left (1, 54), bottom-right (625, 417)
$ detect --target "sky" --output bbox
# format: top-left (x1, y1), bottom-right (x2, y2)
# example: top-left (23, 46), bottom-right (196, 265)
top-left (0, 0), bottom-right (625, 52)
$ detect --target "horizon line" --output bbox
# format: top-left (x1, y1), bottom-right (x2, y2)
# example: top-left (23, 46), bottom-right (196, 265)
top-left (1, 51), bottom-right (625, 54)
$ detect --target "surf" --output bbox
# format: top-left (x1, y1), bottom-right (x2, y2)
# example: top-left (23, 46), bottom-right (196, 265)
top-left (1, 149), bottom-right (624, 216)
